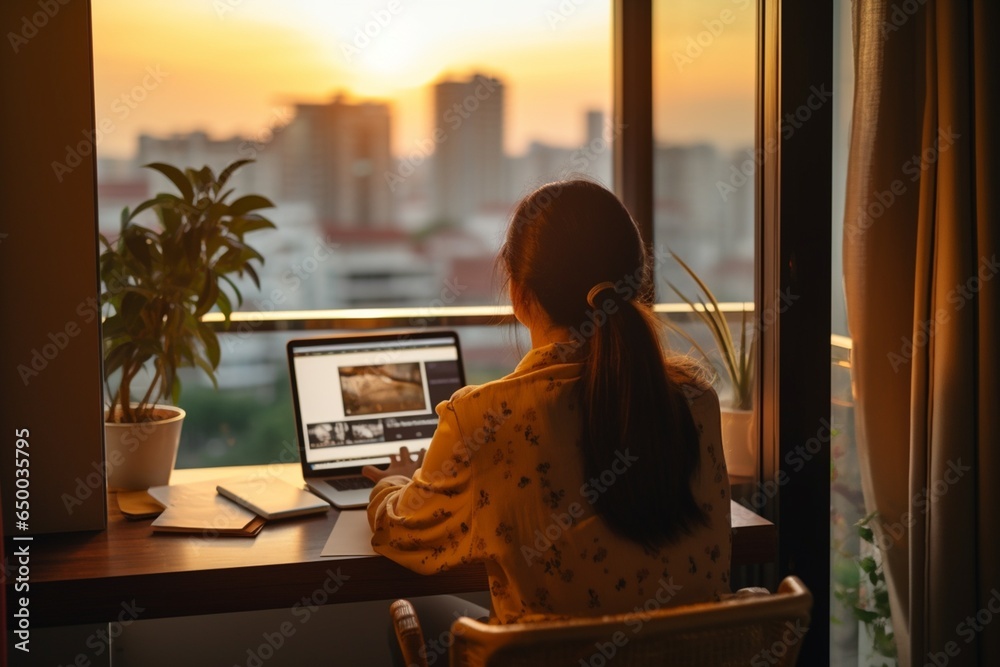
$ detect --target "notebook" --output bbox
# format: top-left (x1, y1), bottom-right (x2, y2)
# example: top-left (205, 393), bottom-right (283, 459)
top-left (287, 330), bottom-right (467, 509)
top-left (216, 477), bottom-right (329, 520)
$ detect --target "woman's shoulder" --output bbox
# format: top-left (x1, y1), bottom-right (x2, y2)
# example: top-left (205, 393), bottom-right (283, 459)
top-left (682, 381), bottom-right (721, 413)
top-left (663, 357), bottom-right (719, 408)
top-left (447, 346), bottom-right (582, 406)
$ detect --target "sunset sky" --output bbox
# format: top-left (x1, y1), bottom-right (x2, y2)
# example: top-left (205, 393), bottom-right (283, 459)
top-left (91, 0), bottom-right (755, 159)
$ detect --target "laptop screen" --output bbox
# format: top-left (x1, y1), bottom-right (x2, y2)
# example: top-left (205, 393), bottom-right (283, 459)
top-left (287, 331), bottom-right (466, 476)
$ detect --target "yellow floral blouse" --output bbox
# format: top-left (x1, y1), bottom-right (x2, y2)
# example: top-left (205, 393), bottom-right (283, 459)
top-left (367, 342), bottom-right (732, 623)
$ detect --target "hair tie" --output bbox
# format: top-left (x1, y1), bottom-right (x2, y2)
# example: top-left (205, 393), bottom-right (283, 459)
top-left (586, 281), bottom-right (617, 307)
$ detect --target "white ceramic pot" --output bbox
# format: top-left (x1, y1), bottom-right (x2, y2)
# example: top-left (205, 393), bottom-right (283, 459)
top-left (104, 404), bottom-right (185, 491)
top-left (720, 407), bottom-right (756, 478)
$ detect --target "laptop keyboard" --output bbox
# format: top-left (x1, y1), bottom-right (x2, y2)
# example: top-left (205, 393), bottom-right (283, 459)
top-left (329, 476), bottom-right (375, 491)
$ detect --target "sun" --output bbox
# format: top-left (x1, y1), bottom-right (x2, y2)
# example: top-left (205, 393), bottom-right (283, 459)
top-left (326, 20), bottom-right (442, 98)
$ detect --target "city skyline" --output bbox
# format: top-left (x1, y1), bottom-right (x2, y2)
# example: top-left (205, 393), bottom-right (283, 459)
top-left (90, 0), bottom-right (754, 159)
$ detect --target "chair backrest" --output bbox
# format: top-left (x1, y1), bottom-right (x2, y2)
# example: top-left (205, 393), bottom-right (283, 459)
top-left (448, 576), bottom-right (812, 667)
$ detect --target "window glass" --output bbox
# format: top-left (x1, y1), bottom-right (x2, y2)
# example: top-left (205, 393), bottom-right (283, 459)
top-left (92, 0), bottom-right (612, 310)
top-left (652, 0), bottom-right (758, 481)
top-left (830, 1), bottom-right (880, 665)
top-left (91, 1), bottom-right (611, 466)
top-left (653, 0), bottom-right (756, 304)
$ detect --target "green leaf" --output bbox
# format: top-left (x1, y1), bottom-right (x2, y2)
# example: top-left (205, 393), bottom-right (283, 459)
top-left (219, 273), bottom-right (243, 308)
top-left (194, 269), bottom-right (219, 317)
top-left (216, 159), bottom-right (253, 191)
top-left (123, 231), bottom-right (152, 271)
top-left (227, 194), bottom-right (275, 217)
top-left (243, 263), bottom-right (261, 291)
top-left (230, 215), bottom-right (277, 236)
top-left (144, 162), bottom-right (194, 203)
top-left (197, 321), bottom-right (221, 368)
top-left (170, 375), bottom-right (182, 405)
top-left (216, 288), bottom-right (233, 320)
top-left (192, 354), bottom-right (219, 390)
top-left (854, 608), bottom-right (879, 623)
top-left (102, 159), bottom-right (273, 410)
top-left (193, 166), bottom-right (215, 193)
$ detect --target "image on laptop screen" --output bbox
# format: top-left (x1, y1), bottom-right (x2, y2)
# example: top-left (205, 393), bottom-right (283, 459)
top-left (287, 331), bottom-right (466, 476)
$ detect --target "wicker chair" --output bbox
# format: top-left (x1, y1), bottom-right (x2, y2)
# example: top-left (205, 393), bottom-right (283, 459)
top-left (391, 576), bottom-right (812, 667)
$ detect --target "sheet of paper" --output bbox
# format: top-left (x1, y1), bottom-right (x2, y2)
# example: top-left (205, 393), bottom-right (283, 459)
top-left (321, 509), bottom-right (378, 557)
top-left (148, 478), bottom-right (256, 529)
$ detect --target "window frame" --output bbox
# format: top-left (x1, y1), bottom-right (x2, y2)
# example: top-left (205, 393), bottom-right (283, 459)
top-left (188, 2), bottom-right (834, 660)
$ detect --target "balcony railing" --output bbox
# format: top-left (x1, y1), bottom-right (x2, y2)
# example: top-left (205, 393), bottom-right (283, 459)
top-left (200, 302), bottom-right (758, 332)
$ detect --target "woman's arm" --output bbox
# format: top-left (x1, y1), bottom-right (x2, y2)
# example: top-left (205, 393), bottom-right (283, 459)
top-left (366, 400), bottom-right (477, 574)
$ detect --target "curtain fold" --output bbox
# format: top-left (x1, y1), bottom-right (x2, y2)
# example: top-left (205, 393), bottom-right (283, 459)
top-left (843, 1), bottom-right (999, 666)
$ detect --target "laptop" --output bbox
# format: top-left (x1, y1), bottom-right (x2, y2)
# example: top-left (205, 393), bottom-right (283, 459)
top-left (286, 330), bottom-right (467, 509)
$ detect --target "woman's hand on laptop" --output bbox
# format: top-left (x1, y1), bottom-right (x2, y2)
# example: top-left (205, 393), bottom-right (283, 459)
top-left (362, 446), bottom-right (426, 482)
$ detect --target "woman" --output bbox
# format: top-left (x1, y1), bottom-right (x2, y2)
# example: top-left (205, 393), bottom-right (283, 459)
top-left (364, 180), bottom-right (731, 657)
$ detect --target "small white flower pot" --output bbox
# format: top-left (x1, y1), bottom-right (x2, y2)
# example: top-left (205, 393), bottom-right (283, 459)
top-left (720, 407), bottom-right (756, 479)
top-left (104, 404), bottom-right (185, 491)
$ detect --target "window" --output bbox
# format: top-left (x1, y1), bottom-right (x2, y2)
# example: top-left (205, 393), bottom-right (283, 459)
top-left (92, 0), bottom-right (612, 310)
top-left (91, 0), bottom-right (612, 467)
top-left (653, 0), bottom-right (756, 304)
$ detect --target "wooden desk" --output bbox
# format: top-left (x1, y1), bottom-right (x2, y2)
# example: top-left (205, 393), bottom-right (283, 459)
top-left (11, 465), bottom-right (775, 627)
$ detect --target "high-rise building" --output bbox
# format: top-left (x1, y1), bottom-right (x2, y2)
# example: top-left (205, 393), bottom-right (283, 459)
top-left (431, 74), bottom-right (505, 222)
top-left (136, 131), bottom-right (275, 198)
top-left (273, 95), bottom-right (393, 228)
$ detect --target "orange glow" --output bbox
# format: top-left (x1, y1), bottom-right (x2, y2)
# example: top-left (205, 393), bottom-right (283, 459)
top-left (90, 0), bottom-right (753, 158)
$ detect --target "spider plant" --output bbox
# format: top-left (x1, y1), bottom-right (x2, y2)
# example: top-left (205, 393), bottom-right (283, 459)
top-left (664, 252), bottom-right (754, 411)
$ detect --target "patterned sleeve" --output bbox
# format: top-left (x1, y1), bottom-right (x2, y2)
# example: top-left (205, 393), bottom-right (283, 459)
top-left (366, 398), bottom-right (476, 574)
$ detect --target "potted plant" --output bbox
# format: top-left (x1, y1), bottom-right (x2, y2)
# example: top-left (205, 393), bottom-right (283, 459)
top-left (100, 159), bottom-right (275, 490)
top-left (664, 252), bottom-right (756, 477)
top-left (834, 512), bottom-right (898, 666)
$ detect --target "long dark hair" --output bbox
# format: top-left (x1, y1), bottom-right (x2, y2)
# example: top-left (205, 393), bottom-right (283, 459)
top-left (500, 179), bottom-right (708, 546)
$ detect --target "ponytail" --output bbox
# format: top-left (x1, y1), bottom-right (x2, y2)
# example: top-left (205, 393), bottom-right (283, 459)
top-left (579, 281), bottom-right (708, 547)
top-left (502, 179), bottom-right (709, 548)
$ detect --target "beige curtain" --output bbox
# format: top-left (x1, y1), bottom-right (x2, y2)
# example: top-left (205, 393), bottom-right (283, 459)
top-left (843, 1), bottom-right (999, 666)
